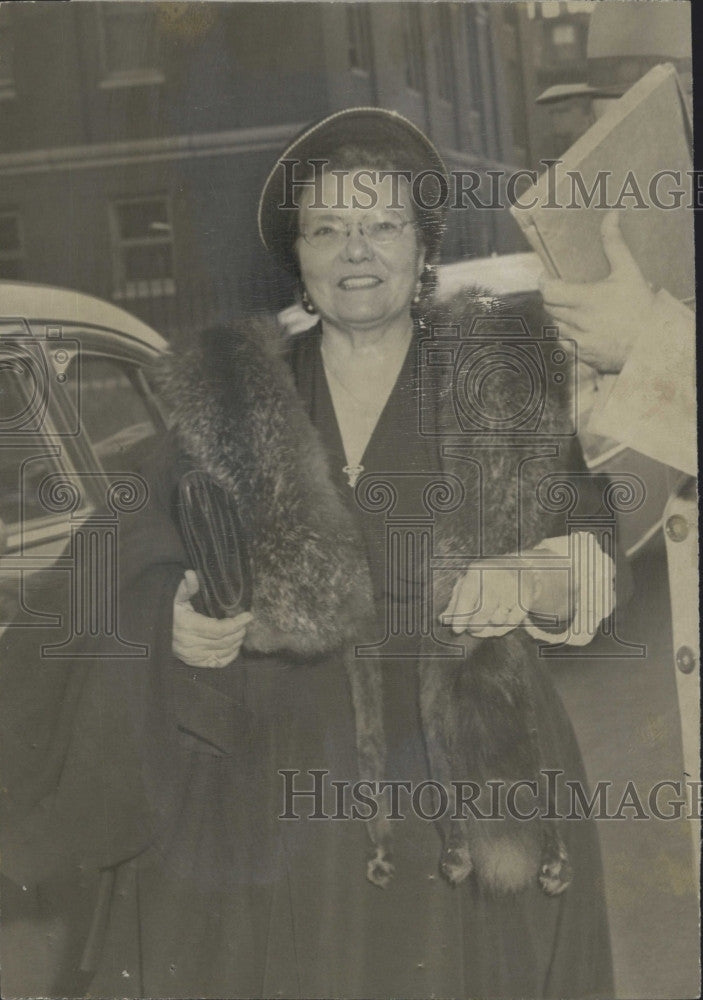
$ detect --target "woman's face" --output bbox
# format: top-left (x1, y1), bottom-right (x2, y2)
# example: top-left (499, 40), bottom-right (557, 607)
top-left (296, 168), bottom-right (425, 333)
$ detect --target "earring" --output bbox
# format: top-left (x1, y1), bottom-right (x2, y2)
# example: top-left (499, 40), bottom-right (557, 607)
top-left (301, 287), bottom-right (316, 314)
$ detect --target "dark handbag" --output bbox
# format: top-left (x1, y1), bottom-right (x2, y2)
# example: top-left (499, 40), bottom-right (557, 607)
top-left (176, 470), bottom-right (252, 618)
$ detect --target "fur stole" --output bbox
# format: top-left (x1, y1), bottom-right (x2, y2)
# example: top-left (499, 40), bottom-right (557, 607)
top-left (156, 318), bottom-right (374, 657)
top-left (156, 288), bottom-right (574, 896)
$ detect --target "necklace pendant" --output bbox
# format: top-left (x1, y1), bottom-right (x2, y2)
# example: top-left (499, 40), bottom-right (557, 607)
top-left (343, 464), bottom-right (364, 488)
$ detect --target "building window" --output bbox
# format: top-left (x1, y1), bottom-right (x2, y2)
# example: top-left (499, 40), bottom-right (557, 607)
top-left (434, 7), bottom-right (456, 104)
top-left (109, 197), bottom-right (175, 300)
top-left (549, 21), bottom-right (580, 64)
top-left (0, 6), bottom-right (16, 101)
top-left (0, 212), bottom-right (24, 280)
top-left (402, 6), bottom-right (424, 93)
top-left (346, 7), bottom-right (372, 74)
top-left (541, 2), bottom-right (562, 19)
top-left (97, 4), bottom-right (163, 88)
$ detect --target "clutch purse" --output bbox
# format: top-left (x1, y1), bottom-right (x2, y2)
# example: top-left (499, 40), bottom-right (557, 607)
top-left (176, 470), bottom-right (253, 619)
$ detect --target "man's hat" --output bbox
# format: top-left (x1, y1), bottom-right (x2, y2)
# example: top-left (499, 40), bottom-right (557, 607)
top-left (535, 2), bottom-right (692, 105)
top-left (258, 106), bottom-right (448, 271)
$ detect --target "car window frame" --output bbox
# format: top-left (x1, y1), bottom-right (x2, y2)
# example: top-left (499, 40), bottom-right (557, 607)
top-left (60, 337), bottom-right (167, 476)
top-left (0, 338), bottom-right (84, 553)
top-left (0, 320), bottom-right (166, 556)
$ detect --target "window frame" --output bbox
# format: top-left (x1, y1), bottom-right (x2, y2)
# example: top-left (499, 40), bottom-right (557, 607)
top-left (0, 347), bottom-right (82, 547)
top-left (0, 325), bottom-right (166, 554)
top-left (109, 195), bottom-right (176, 301)
top-left (96, 4), bottom-right (164, 90)
top-left (62, 349), bottom-right (165, 473)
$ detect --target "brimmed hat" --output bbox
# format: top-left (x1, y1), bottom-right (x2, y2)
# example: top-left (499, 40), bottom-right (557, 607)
top-left (258, 106), bottom-right (448, 272)
top-left (535, 2), bottom-right (692, 105)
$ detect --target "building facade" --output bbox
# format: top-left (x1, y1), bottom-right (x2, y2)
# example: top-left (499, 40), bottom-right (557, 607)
top-left (0, 2), bottom-right (582, 340)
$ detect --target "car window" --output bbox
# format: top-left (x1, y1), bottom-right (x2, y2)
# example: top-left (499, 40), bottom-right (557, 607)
top-left (65, 354), bottom-right (159, 472)
top-left (0, 361), bottom-right (63, 526)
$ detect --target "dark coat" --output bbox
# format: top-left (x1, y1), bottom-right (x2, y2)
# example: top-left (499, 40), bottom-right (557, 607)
top-left (0, 292), bottom-right (614, 999)
top-left (154, 295), bottom-right (581, 898)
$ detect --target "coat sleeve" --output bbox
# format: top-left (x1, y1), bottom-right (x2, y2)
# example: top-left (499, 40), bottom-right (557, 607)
top-left (587, 292), bottom-right (696, 476)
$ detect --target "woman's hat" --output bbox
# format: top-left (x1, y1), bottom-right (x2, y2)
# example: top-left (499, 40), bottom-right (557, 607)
top-left (258, 106), bottom-right (449, 271)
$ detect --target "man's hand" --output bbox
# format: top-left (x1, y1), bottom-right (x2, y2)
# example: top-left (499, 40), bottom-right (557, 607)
top-left (172, 570), bottom-right (252, 668)
top-left (540, 211), bottom-right (656, 374)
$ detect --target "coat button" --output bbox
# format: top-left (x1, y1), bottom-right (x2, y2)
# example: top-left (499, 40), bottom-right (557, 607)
top-left (665, 515), bottom-right (689, 542)
top-left (676, 645), bottom-right (697, 674)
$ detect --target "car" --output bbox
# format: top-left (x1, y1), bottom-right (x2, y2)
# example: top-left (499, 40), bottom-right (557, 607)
top-left (0, 281), bottom-right (168, 634)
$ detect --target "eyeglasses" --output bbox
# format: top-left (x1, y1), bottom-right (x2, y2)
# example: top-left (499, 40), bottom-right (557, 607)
top-left (299, 212), bottom-right (414, 251)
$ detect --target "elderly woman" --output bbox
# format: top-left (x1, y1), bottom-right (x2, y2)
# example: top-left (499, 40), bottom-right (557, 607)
top-left (1, 110), bottom-right (614, 999)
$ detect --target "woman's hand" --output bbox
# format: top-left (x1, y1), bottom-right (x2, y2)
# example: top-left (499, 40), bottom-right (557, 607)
top-left (172, 570), bottom-right (252, 668)
top-left (441, 533), bottom-right (615, 645)
top-left (441, 557), bottom-right (559, 638)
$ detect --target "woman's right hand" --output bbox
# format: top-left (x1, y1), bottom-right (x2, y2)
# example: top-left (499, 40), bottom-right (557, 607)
top-left (172, 570), bottom-right (252, 668)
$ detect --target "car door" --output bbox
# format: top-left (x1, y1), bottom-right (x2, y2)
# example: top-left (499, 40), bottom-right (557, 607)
top-left (0, 322), bottom-right (165, 632)
top-left (60, 331), bottom-right (166, 476)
